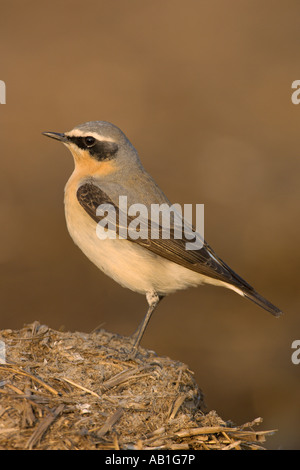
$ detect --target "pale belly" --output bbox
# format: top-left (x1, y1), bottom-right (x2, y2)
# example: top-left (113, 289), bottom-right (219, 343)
top-left (64, 194), bottom-right (211, 296)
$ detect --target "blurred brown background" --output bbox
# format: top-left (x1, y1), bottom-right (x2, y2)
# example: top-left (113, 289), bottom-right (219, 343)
top-left (0, 0), bottom-right (299, 449)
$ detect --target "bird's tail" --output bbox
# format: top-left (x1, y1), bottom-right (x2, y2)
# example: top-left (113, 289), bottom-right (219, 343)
top-left (241, 288), bottom-right (282, 317)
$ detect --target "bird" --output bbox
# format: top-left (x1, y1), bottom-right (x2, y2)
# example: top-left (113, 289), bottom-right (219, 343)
top-left (42, 121), bottom-right (282, 350)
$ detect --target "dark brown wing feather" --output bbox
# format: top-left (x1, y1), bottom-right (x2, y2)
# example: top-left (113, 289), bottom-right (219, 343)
top-left (76, 182), bottom-right (282, 317)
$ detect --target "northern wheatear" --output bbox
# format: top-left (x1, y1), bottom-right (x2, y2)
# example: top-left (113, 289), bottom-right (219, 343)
top-left (43, 121), bottom-right (282, 350)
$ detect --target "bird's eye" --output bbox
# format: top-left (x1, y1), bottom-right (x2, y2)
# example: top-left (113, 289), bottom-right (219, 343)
top-left (84, 136), bottom-right (96, 147)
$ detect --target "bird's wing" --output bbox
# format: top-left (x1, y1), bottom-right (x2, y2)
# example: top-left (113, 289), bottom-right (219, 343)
top-left (76, 182), bottom-right (250, 287)
top-left (77, 182), bottom-right (282, 316)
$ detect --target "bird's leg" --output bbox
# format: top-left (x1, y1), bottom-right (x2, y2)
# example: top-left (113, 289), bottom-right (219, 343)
top-left (131, 291), bottom-right (163, 350)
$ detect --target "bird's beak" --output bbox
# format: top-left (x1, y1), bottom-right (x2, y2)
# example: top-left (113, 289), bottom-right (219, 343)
top-left (42, 132), bottom-right (68, 143)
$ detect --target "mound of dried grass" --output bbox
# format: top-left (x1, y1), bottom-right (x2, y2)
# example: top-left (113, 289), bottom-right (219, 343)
top-left (0, 322), bottom-right (276, 450)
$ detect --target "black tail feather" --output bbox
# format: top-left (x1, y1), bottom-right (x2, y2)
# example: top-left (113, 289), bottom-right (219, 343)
top-left (242, 288), bottom-right (282, 317)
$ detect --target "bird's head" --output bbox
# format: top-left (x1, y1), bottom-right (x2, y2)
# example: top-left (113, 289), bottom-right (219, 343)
top-left (43, 121), bottom-right (140, 177)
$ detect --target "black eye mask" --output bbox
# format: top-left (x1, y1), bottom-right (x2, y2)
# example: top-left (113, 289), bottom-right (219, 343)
top-left (67, 135), bottom-right (118, 161)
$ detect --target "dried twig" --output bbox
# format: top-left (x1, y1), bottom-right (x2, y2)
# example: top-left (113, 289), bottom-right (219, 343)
top-left (26, 405), bottom-right (64, 450)
top-left (0, 364), bottom-right (59, 396)
top-left (96, 408), bottom-right (124, 438)
top-left (61, 377), bottom-right (100, 398)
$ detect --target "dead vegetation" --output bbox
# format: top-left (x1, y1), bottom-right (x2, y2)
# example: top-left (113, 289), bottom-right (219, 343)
top-left (0, 322), bottom-right (276, 450)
